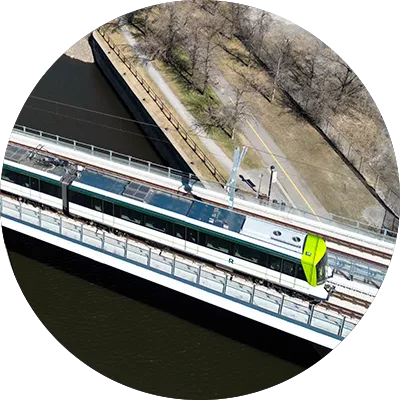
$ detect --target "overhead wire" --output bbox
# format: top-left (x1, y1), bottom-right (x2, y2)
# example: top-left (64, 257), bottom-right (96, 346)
top-left (23, 95), bottom-right (351, 179)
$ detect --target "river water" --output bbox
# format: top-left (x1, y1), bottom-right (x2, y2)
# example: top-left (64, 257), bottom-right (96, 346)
top-left (2, 46), bottom-right (323, 399)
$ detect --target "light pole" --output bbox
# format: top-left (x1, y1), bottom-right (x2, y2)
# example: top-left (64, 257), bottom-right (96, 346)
top-left (268, 165), bottom-right (275, 201)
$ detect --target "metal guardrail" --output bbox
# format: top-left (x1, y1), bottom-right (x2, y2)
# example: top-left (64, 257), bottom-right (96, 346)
top-left (328, 253), bottom-right (386, 288)
top-left (321, 120), bottom-right (400, 218)
top-left (13, 124), bottom-right (202, 184)
top-left (11, 124), bottom-right (397, 244)
top-left (0, 196), bottom-right (356, 340)
top-left (96, 26), bottom-right (227, 186)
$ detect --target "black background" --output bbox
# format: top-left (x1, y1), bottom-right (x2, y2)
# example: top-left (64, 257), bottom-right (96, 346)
top-left (0, 0), bottom-right (399, 399)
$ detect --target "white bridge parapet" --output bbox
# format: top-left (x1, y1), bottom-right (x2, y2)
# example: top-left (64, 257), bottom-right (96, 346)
top-left (0, 195), bottom-right (353, 349)
top-left (10, 125), bottom-right (396, 258)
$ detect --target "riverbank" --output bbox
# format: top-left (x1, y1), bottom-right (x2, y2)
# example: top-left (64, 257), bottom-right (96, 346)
top-left (65, 34), bottom-right (94, 63)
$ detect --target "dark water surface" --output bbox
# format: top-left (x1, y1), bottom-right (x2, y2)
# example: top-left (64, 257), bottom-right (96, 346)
top-left (3, 50), bottom-right (322, 398)
top-left (16, 54), bottom-right (163, 164)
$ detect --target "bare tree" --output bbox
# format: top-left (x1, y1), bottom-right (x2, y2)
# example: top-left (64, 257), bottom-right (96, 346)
top-left (253, 11), bottom-right (272, 58)
top-left (137, 2), bottom-right (193, 63)
top-left (199, 32), bottom-right (218, 94)
top-left (162, 3), bottom-right (187, 61)
top-left (194, 95), bottom-right (223, 132)
top-left (184, 19), bottom-right (203, 84)
top-left (128, 7), bottom-right (151, 34)
top-left (224, 85), bottom-right (250, 139)
top-left (193, 81), bottom-right (249, 139)
top-left (221, 2), bottom-right (250, 39)
top-left (196, 12), bottom-right (224, 94)
top-left (196, 0), bottom-right (220, 15)
top-left (286, 49), bottom-right (365, 120)
top-left (232, 64), bottom-right (271, 101)
top-left (326, 55), bottom-right (364, 113)
top-left (271, 36), bottom-right (293, 102)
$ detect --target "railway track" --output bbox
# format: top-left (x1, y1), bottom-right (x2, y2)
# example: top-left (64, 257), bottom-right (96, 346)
top-left (318, 289), bottom-right (372, 321)
top-left (9, 141), bottom-right (394, 265)
top-left (329, 247), bottom-right (390, 270)
top-left (318, 301), bottom-right (365, 321)
top-left (330, 290), bottom-right (372, 309)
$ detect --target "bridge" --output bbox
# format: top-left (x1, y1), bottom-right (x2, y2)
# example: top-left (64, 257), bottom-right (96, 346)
top-left (1, 125), bottom-right (393, 350)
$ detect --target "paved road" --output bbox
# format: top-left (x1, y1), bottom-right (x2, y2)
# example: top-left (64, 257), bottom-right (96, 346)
top-left (213, 72), bottom-right (329, 218)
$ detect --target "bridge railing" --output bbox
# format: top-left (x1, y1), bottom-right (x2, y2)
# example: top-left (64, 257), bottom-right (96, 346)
top-left (11, 124), bottom-right (397, 244)
top-left (0, 195), bottom-right (355, 340)
top-left (13, 124), bottom-right (203, 185)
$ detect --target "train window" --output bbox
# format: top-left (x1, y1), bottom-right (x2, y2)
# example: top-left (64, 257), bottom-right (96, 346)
top-left (93, 197), bottom-right (102, 212)
top-left (316, 253), bottom-right (327, 284)
top-left (70, 189), bottom-right (90, 207)
top-left (174, 224), bottom-right (185, 239)
top-left (41, 180), bottom-right (61, 198)
top-left (234, 244), bottom-right (260, 263)
top-left (2, 169), bottom-right (18, 184)
top-left (269, 255), bottom-right (282, 272)
top-left (206, 235), bottom-right (230, 254)
top-left (121, 207), bottom-right (130, 222)
top-left (20, 174), bottom-right (29, 188)
top-left (130, 209), bottom-right (142, 224)
top-left (186, 228), bottom-right (198, 244)
top-left (30, 177), bottom-right (39, 191)
top-left (198, 232), bottom-right (206, 246)
top-left (282, 260), bottom-right (296, 277)
top-left (165, 221), bottom-right (174, 236)
top-left (145, 215), bottom-right (166, 232)
top-left (114, 205), bottom-right (121, 218)
top-left (295, 264), bottom-right (307, 281)
top-left (260, 253), bottom-right (269, 268)
top-left (103, 200), bottom-right (113, 216)
top-left (119, 206), bottom-right (142, 225)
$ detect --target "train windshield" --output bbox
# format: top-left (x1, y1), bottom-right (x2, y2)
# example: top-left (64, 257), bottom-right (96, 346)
top-left (316, 253), bottom-right (327, 284)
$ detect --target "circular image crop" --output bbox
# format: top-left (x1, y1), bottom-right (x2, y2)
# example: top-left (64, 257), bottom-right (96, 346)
top-left (1, 1), bottom-right (398, 399)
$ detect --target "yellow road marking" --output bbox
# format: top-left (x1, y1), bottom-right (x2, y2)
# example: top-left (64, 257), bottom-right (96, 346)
top-left (246, 119), bottom-right (318, 217)
top-left (228, 96), bottom-right (318, 217)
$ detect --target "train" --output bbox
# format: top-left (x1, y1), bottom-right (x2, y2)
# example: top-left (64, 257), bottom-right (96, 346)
top-left (1, 143), bottom-right (331, 300)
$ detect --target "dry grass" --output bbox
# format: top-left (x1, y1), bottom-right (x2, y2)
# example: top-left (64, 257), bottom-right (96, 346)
top-left (152, 58), bottom-right (262, 171)
top-left (214, 41), bottom-right (383, 222)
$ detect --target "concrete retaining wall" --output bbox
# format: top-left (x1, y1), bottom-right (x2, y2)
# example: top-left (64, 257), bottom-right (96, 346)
top-left (89, 34), bottom-right (192, 173)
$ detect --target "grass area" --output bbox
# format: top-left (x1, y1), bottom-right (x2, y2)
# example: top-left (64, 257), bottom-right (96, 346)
top-left (153, 55), bottom-right (262, 171)
top-left (213, 38), bottom-right (383, 223)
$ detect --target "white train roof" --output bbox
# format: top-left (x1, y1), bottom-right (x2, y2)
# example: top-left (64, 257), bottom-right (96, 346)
top-left (241, 217), bottom-right (307, 254)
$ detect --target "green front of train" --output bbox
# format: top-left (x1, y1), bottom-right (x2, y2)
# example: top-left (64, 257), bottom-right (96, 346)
top-left (301, 235), bottom-right (327, 287)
